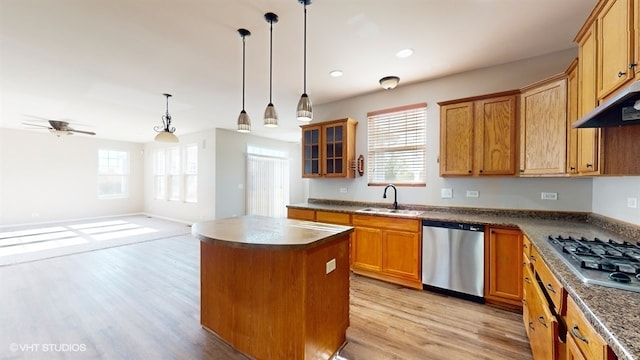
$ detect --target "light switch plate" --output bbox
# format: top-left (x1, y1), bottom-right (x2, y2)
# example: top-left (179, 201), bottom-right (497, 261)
top-left (628, 197), bottom-right (638, 208)
top-left (466, 190), bottom-right (479, 198)
top-left (441, 188), bottom-right (453, 198)
top-left (541, 192), bottom-right (558, 200)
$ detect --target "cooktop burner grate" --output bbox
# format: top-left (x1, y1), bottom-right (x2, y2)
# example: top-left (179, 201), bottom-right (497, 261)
top-left (547, 235), bottom-right (640, 293)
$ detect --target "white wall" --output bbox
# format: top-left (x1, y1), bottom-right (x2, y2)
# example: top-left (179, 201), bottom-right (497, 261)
top-left (592, 177), bottom-right (640, 225)
top-left (214, 128), bottom-right (306, 219)
top-left (0, 128), bottom-right (144, 225)
top-left (311, 49), bottom-right (600, 213)
top-left (143, 129), bottom-right (217, 224)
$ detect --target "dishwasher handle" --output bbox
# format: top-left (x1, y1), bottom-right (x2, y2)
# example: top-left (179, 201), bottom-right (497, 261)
top-left (421, 220), bottom-right (484, 232)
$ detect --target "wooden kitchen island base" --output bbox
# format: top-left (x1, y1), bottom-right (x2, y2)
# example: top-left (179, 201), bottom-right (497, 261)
top-left (194, 216), bottom-right (352, 360)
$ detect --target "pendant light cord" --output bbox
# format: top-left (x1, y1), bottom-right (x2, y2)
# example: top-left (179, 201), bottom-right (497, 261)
top-left (303, 4), bottom-right (307, 93)
top-left (242, 35), bottom-right (246, 110)
top-left (269, 19), bottom-right (273, 104)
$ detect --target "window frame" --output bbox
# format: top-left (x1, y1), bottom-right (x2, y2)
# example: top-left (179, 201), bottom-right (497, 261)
top-left (366, 103), bottom-right (427, 187)
top-left (97, 149), bottom-right (130, 199)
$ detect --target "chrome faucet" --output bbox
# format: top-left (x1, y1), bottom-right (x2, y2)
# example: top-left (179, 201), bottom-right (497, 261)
top-left (383, 184), bottom-right (398, 210)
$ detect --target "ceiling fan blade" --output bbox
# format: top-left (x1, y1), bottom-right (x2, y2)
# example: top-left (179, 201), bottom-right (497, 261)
top-left (22, 122), bottom-right (52, 129)
top-left (68, 129), bottom-right (96, 136)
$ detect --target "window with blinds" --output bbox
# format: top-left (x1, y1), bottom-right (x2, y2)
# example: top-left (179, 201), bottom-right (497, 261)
top-left (367, 103), bottom-right (427, 186)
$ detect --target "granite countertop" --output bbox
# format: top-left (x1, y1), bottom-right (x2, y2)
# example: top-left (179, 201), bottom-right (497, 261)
top-left (192, 214), bottom-right (353, 250)
top-left (287, 200), bottom-right (640, 360)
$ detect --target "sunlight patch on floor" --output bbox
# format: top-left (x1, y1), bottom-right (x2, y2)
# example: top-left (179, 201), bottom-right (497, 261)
top-left (0, 220), bottom-right (159, 257)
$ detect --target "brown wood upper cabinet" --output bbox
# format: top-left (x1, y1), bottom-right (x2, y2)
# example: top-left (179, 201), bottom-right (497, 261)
top-left (519, 74), bottom-right (568, 176)
top-left (300, 118), bottom-right (357, 178)
top-left (597, 0), bottom-right (636, 100)
top-left (438, 91), bottom-right (518, 177)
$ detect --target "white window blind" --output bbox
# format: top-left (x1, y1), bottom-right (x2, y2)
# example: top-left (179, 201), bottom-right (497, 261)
top-left (154, 150), bottom-right (166, 200)
top-left (246, 146), bottom-right (289, 218)
top-left (183, 144), bottom-right (198, 203)
top-left (367, 103), bottom-right (427, 185)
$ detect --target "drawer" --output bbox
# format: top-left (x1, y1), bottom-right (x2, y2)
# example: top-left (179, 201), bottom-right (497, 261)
top-left (352, 215), bottom-right (420, 232)
top-left (523, 235), bottom-right (532, 261)
top-left (531, 246), bottom-right (565, 315)
top-left (287, 208), bottom-right (315, 221)
top-left (566, 296), bottom-right (612, 360)
top-left (316, 211), bottom-right (351, 225)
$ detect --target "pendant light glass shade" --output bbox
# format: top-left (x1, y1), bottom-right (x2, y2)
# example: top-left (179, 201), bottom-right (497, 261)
top-left (154, 93), bottom-right (179, 143)
top-left (296, 0), bottom-right (313, 122)
top-left (296, 93), bottom-right (312, 122)
top-left (237, 28), bottom-right (251, 133)
top-left (237, 110), bottom-right (251, 133)
top-left (263, 12), bottom-right (279, 128)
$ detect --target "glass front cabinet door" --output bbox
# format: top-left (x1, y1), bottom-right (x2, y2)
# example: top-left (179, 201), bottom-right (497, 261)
top-left (301, 118), bottom-right (357, 178)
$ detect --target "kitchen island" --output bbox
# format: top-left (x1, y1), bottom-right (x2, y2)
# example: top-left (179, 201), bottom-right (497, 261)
top-left (192, 215), bottom-right (353, 360)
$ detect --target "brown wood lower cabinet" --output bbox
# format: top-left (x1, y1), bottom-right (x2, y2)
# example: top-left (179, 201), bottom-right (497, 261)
top-left (565, 296), bottom-right (616, 360)
top-left (485, 227), bottom-right (523, 307)
top-left (351, 214), bottom-right (421, 289)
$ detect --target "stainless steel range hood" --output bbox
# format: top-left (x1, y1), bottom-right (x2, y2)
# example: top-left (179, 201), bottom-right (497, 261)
top-left (573, 80), bottom-right (640, 128)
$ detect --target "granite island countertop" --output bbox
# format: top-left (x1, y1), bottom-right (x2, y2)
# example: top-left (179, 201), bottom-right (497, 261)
top-left (192, 214), bottom-right (354, 250)
top-left (287, 200), bottom-right (640, 360)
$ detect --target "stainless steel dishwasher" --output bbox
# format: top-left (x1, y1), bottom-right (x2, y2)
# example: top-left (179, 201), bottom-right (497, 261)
top-left (421, 219), bottom-right (485, 303)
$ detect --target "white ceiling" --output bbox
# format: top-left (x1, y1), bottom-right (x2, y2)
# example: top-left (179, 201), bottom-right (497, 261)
top-left (0, 0), bottom-right (597, 143)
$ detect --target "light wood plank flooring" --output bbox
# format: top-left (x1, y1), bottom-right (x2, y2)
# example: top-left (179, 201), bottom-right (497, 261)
top-left (0, 234), bottom-right (532, 359)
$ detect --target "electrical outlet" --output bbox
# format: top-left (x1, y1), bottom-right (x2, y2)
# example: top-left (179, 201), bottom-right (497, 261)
top-left (441, 188), bottom-right (453, 199)
top-left (339, 187), bottom-right (347, 193)
top-left (466, 190), bottom-right (479, 198)
top-left (628, 197), bottom-right (638, 209)
top-left (541, 192), bottom-right (558, 200)
top-left (325, 258), bottom-right (336, 274)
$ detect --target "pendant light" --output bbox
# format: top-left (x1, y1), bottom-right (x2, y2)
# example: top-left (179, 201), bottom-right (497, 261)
top-left (296, 0), bottom-right (312, 122)
top-left (237, 28), bottom-right (251, 133)
top-left (154, 93), bottom-right (179, 143)
top-left (263, 12), bottom-right (279, 128)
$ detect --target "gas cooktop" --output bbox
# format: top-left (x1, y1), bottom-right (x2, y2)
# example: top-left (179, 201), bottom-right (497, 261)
top-left (547, 235), bottom-right (640, 293)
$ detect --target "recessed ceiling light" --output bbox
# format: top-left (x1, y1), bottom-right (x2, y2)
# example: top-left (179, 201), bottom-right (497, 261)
top-left (396, 48), bottom-right (414, 58)
top-left (329, 70), bottom-right (343, 77)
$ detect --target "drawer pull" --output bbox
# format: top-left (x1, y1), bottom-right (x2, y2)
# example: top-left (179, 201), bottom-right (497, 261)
top-left (529, 321), bottom-right (535, 331)
top-left (530, 255), bottom-right (536, 262)
top-left (524, 277), bottom-right (531, 284)
top-left (571, 325), bottom-right (589, 344)
top-left (538, 316), bottom-right (548, 328)
top-left (545, 283), bottom-right (556, 293)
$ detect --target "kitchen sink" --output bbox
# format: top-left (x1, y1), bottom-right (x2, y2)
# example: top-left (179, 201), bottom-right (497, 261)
top-left (356, 207), bottom-right (423, 216)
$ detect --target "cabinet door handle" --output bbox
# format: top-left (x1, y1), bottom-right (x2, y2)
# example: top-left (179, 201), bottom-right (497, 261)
top-left (530, 255), bottom-right (536, 262)
top-left (545, 283), bottom-right (556, 293)
top-left (468, 170), bottom-right (472, 174)
top-left (586, 163), bottom-right (593, 168)
top-left (524, 277), bottom-right (531, 284)
top-left (618, 71), bottom-right (626, 78)
top-left (571, 325), bottom-right (590, 344)
top-left (570, 166), bottom-right (576, 171)
top-left (529, 321), bottom-right (535, 331)
top-left (538, 316), bottom-right (548, 328)
top-left (479, 169), bottom-right (483, 173)
top-left (630, 63), bottom-right (638, 69)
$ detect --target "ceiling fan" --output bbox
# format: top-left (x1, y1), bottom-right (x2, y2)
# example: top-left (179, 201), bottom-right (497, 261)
top-left (22, 118), bottom-right (96, 137)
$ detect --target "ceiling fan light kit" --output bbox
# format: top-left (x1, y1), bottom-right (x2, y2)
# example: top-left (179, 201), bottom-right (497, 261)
top-left (237, 28), bottom-right (251, 133)
top-left (296, 0), bottom-right (313, 122)
top-left (154, 93), bottom-right (179, 143)
top-left (263, 12), bottom-right (279, 128)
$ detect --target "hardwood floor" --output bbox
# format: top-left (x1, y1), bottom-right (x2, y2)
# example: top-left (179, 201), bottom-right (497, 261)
top-left (0, 234), bottom-right (532, 359)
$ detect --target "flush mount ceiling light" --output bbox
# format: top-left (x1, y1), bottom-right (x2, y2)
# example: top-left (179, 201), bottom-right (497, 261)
top-left (263, 12), bottom-right (279, 128)
top-left (154, 93), bottom-right (179, 143)
top-left (296, 0), bottom-right (313, 122)
top-left (379, 76), bottom-right (400, 90)
top-left (329, 70), bottom-right (343, 77)
top-left (237, 28), bottom-right (251, 133)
